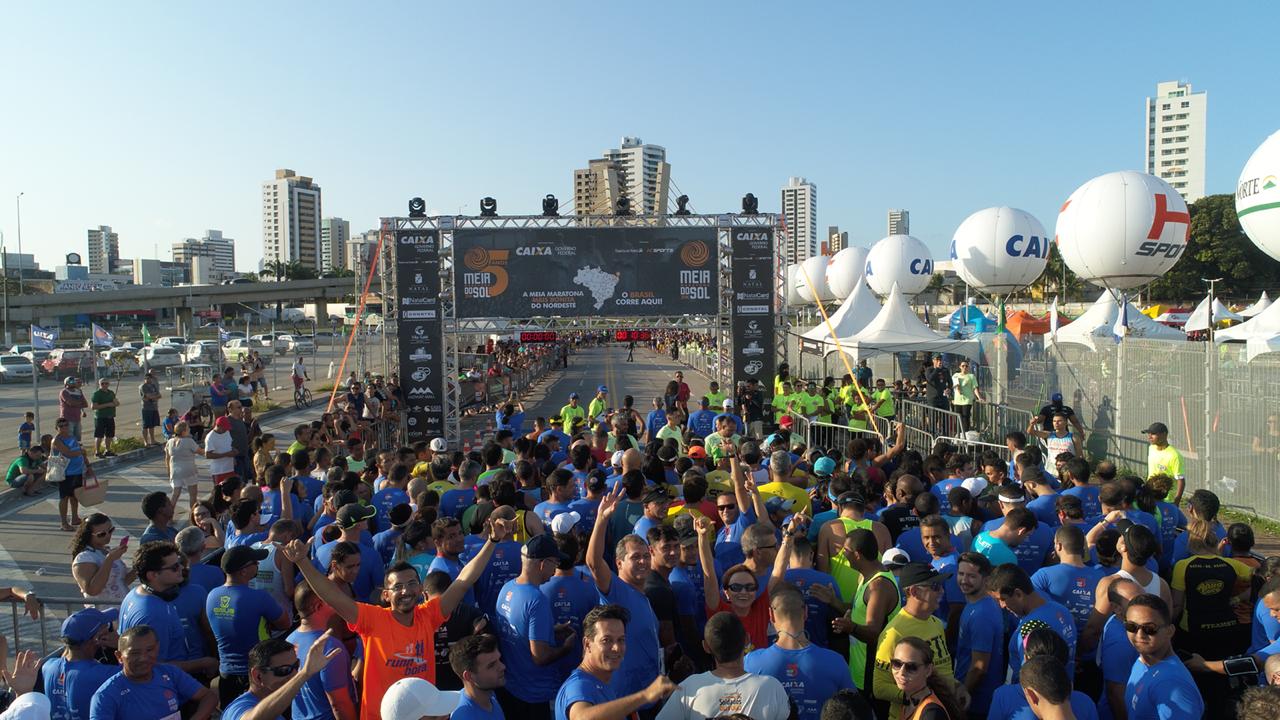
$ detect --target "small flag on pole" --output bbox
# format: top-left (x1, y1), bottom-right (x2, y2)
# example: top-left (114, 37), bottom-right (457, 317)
top-left (91, 323), bottom-right (113, 348)
top-left (141, 324), bottom-right (153, 345)
top-left (32, 325), bottom-right (57, 350)
top-left (1049, 297), bottom-right (1059, 339)
top-left (997, 299), bottom-right (1007, 334)
top-left (218, 326), bottom-right (230, 343)
top-left (923, 305), bottom-right (931, 327)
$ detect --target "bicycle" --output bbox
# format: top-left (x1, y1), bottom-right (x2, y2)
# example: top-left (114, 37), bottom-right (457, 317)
top-left (294, 385), bottom-right (313, 408)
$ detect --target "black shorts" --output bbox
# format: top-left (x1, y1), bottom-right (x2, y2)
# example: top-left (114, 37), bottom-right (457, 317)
top-left (93, 418), bottom-right (116, 439)
top-left (141, 407), bottom-right (161, 429)
top-left (59, 472), bottom-right (83, 499)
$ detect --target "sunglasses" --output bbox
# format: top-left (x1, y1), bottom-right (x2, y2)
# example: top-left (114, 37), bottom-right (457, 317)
top-left (93, 527), bottom-right (116, 538)
top-left (726, 583), bottom-right (758, 593)
top-left (160, 562), bottom-right (184, 573)
top-left (890, 659), bottom-right (923, 673)
top-left (264, 661), bottom-right (299, 678)
top-left (717, 504), bottom-right (737, 511)
top-left (1123, 621), bottom-right (1165, 636)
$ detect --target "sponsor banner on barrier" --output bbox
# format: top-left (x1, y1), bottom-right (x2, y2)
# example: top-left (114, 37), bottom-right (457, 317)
top-left (730, 227), bottom-right (777, 386)
top-left (452, 226), bottom-right (718, 318)
top-left (395, 229), bottom-right (445, 440)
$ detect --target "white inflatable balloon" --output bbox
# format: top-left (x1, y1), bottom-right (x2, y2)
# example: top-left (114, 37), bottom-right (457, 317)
top-left (785, 264), bottom-right (805, 306)
top-left (795, 255), bottom-right (833, 303)
top-left (865, 235), bottom-right (933, 297)
top-left (1054, 171), bottom-right (1190, 289)
top-left (1236, 130), bottom-right (1280, 262)
top-left (950, 207), bottom-right (1050, 293)
top-left (826, 246), bottom-right (870, 300)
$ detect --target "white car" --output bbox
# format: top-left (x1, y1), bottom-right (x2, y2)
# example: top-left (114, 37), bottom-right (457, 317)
top-left (249, 333), bottom-right (290, 353)
top-left (153, 336), bottom-right (190, 348)
top-left (0, 355), bottom-right (34, 382)
top-left (223, 338), bottom-right (271, 364)
top-left (99, 348), bottom-right (142, 375)
top-left (139, 345), bottom-right (183, 371)
top-left (278, 334), bottom-right (315, 353)
top-left (184, 340), bottom-right (221, 363)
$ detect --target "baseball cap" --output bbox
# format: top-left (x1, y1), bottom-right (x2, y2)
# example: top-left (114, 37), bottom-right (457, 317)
top-left (568, 392), bottom-right (579, 400)
top-left (336, 503), bottom-right (377, 529)
top-left (722, 398), bottom-right (734, 409)
top-left (763, 433), bottom-right (783, 448)
top-left (549, 416), bottom-right (563, 425)
top-left (813, 457), bottom-right (836, 477)
top-left (388, 503), bottom-right (413, 527)
top-left (381, 678), bottom-right (462, 720)
top-left (1142, 422), bottom-right (1169, 435)
top-left (765, 496), bottom-right (795, 514)
top-left (63, 376), bottom-right (77, 386)
top-left (1051, 392), bottom-right (1064, 403)
top-left (687, 446), bottom-right (707, 459)
top-left (898, 562), bottom-right (953, 588)
top-left (332, 489), bottom-right (360, 510)
top-left (214, 416), bottom-right (232, 431)
top-left (611, 450), bottom-right (625, 466)
top-left (657, 446), bottom-right (677, 463)
top-left (779, 416), bottom-right (793, 428)
top-left (677, 527), bottom-right (698, 546)
top-left (642, 487), bottom-right (671, 504)
top-left (960, 476), bottom-right (990, 496)
top-left (550, 511), bottom-right (582, 535)
top-left (222, 545), bottom-right (270, 574)
top-left (1, 693), bottom-right (50, 719)
top-left (523, 534), bottom-right (570, 563)
top-left (881, 548), bottom-right (910, 569)
top-left (60, 607), bottom-right (119, 644)
top-left (597, 385), bottom-right (608, 393)
top-left (430, 437), bottom-right (448, 452)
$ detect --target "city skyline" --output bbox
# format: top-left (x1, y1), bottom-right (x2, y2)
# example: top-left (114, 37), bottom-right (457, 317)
top-left (2, 4), bottom-right (1275, 273)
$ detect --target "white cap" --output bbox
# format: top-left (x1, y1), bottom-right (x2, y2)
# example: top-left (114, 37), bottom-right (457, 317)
top-left (960, 476), bottom-right (989, 497)
top-left (722, 398), bottom-right (734, 409)
top-left (0, 692), bottom-right (51, 720)
top-left (430, 437), bottom-right (448, 452)
top-left (381, 678), bottom-right (462, 720)
top-left (881, 548), bottom-right (910, 569)
top-left (550, 511), bottom-right (582, 535)
top-left (611, 450), bottom-right (625, 466)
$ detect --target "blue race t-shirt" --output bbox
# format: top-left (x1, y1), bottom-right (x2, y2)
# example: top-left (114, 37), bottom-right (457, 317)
top-left (1062, 484), bottom-right (1102, 519)
top-left (373, 527), bottom-right (402, 565)
top-left (567, 498), bottom-right (600, 533)
top-left (313, 539), bottom-right (385, 602)
top-left (371, 486), bottom-right (410, 532)
top-left (1031, 563), bottom-right (1108, 637)
top-left (784, 567), bottom-right (840, 647)
top-left (971, 531), bottom-right (1019, 568)
top-left (687, 409), bottom-right (717, 438)
top-left (425, 554), bottom-right (476, 607)
top-left (1252, 596), bottom-right (1280, 653)
top-left (955, 596), bottom-right (1004, 715)
top-left (188, 563), bottom-right (226, 596)
top-left (89, 663), bottom-right (204, 720)
top-left (930, 477), bottom-right (965, 515)
top-left (534, 500), bottom-right (573, 526)
top-left (222, 690), bottom-right (277, 720)
top-left (542, 573), bottom-right (598, 676)
top-left (287, 628), bottom-right (354, 720)
top-left (930, 552), bottom-right (965, 623)
top-left (988, 685), bottom-right (1099, 720)
top-left (670, 563), bottom-right (707, 636)
top-left (496, 579), bottom-right (563, 703)
top-left (207, 584), bottom-right (284, 674)
top-left (440, 487), bottom-right (476, 520)
top-left (1096, 615), bottom-right (1139, 720)
top-left (474, 541), bottom-right (524, 618)
top-left (981, 518), bottom-right (1054, 575)
top-left (1125, 654), bottom-right (1204, 720)
top-left (41, 656), bottom-right (118, 720)
top-left (118, 588), bottom-right (187, 663)
top-left (601, 577), bottom-right (660, 702)
top-left (1009, 600), bottom-right (1077, 678)
top-left (1026, 494), bottom-right (1062, 528)
top-left (174, 581), bottom-right (211, 660)
top-left (744, 643), bottom-right (854, 720)
top-left (453, 690), bottom-right (506, 720)
top-left (554, 667), bottom-right (615, 720)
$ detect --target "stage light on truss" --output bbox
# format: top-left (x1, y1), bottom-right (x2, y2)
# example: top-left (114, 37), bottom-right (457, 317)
top-left (616, 196), bottom-right (632, 216)
top-left (674, 195), bottom-right (691, 215)
top-left (542, 194), bottom-right (560, 217)
top-left (408, 197), bottom-right (427, 218)
top-left (479, 197), bottom-right (498, 217)
top-left (741, 193), bottom-right (758, 215)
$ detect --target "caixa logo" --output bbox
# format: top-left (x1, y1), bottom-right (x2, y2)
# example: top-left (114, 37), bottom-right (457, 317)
top-left (1135, 241), bottom-right (1185, 258)
top-left (910, 258), bottom-right (933, 274)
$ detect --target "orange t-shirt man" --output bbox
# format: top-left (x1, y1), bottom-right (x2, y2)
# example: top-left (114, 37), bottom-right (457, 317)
top-left (351, 596), bottom-right (447, 720)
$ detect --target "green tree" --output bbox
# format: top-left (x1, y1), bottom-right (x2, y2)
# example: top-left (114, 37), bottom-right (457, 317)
top-left (1145, 194), bottom-right (1280, 302)
top-left (259, 260), bottom-right (318, 281)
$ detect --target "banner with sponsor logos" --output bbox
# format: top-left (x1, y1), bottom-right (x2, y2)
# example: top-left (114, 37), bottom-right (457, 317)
top-left (452, 227), bottom-right (718, 318)
top-left (730, 227), bottom-right (777, 387)
top-left (394, 230), bottom-right (445, 442)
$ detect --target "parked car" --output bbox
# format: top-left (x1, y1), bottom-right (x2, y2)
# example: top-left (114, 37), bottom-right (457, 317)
top-left (278, 334), bottom-right (315, 353)
top-left (0, 355), bottom-right (34, 382)
top-left (9, 344), bottom-right (33, 356)
top-left (184, 340), bottom-right (221, 363)
top-left (21, 349), bottom-right (51, 367)
top-left (41, 349), bottom-right (96, 377)
top-left (249, 333), bottom-right (290, 353)
top-left (139, 345), bottom-right (183, 371)
top-left (223, 331), bottom-right (246, 340)
top-left (99, 348), bottom-right (142, 375)
top-left (153, 336), bottom-right (190, 348)
top-left (223, 338), bottom-right (254, 363)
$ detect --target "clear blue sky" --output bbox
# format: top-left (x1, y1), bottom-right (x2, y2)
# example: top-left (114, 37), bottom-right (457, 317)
top-left (2, 2), bottom-right (1276, 271)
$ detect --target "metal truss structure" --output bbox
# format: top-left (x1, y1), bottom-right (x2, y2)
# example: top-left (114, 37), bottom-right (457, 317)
top-left (384, 212), bottom-right (784, 442)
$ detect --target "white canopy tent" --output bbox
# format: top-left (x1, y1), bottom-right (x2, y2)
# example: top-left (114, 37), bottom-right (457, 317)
top-left (1049, 290), bottom-right (1186, 350)
top-left (1216, 297), bottom-right (1280, 360)
top-left (838, 283), bottom-right (981, 361)
top-left (802, 280), bottom-right (882, 348)
top-left (1240, 291), bottom-right (1273, 318)
top-left (1184, 294), bottom-right (1244, 332)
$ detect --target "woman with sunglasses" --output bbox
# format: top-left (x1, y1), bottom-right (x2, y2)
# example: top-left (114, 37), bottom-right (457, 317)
top-left (890, 636), bottom-right (964, 720)
top-left (71, 513), bottom-right (134, 605)
top-left (694, 514), bottom-right (792, 652)
top-left (189, 501), bottom-right (226, 550)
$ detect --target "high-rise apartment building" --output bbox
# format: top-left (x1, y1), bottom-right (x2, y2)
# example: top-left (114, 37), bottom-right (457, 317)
top-left (173, 230), bottom-right (236, 281)
top-left (86, 226), bottom-right (120, 275)
top-left (321, 218), bottom-right (350, 272)
top-left (887, 209), bottom-right (910, 236)
top-left (781, 177), bottom-right (818, 264)
top-left (262, 169), bottom-right (323, 271)
top-left (573, 137), bottom-right (670, 216)
top-left (347, 229), bottom-right (380, 272)
top-left (826, 226), bottom-right (847, 255)
top-left (1145, 80), bottom-right (1207, 202)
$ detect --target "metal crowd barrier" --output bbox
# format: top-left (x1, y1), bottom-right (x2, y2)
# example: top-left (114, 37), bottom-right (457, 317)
top-left (897, 399), bottom-right (962, 441)
top-left (806, 421), bottom-right (883, 454)
top-left (6, 597), bottom-right (124, 657)
top-left (934, 435), bottom-right (1013, 463)
top-left (974, 403), bottom-right (1036, 443)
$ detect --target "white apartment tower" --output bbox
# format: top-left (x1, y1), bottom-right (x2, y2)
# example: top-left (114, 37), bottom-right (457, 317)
top-left (574, 137), bottom-right (670, 216)
top-left (781, 177), bottom-right (818, 263)
top-left (887, 209), bottom-right (910, 236)
top-left (86, 226), bottom-right (120, 275)
top-left (321, 217), bottom-right (350, 272)
top-left (173, 230), bottom-right (236, 281)
top-left (827, 226), bottom-right (847, 255)
top-left (1145, 80), bottom-right (1207, 202)
top-left (262, 169), bottom-right (323, 271)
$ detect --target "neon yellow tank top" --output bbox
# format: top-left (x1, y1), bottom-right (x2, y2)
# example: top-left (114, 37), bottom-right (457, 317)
top-left (850, 570), bottom-right (901, 690)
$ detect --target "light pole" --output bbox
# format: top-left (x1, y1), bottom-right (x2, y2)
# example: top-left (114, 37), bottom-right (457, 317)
top-left (1202, 277), bottom-right (1224, 342)
top-left (15, 193), bottom-right (24, 295)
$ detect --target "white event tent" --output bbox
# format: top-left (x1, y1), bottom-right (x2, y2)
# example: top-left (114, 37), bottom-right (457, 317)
top-left (1216, 297), bottom-right (1280, 360)
top-left (1184, 294), bottom-right (1244, 332)
top-left (801, 281), bottom-right (882, 350)
top-left (1050, 290), bottom-right (1186, 349)
top-left (839, 282), bottom-right (981, 361)
top-left (1240, 291), bottom-right (1273, 318)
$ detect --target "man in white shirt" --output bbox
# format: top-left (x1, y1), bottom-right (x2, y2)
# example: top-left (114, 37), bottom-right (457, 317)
top-left (655, 612), bottom-right (791, 720)
top-left (291, 356), bottom-right (309, 391)
top-left (204, 416), bottom-right (238, 483)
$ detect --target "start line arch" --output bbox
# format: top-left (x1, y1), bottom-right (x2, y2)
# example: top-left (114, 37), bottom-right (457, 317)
top-left (386, 210), bottom-right (787, 443)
